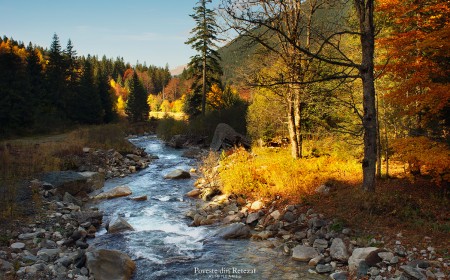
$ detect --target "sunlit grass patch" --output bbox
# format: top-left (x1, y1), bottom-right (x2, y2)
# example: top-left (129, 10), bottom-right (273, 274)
top-left (218, 142), bottom-right (362, 201)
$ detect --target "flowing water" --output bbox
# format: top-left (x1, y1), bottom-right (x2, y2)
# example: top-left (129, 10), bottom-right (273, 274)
top-left (90, 135), bottom-right (326, 280)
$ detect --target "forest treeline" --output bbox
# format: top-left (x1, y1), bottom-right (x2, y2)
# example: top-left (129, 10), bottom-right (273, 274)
top-left (0, 34), bottom-right (184, 136)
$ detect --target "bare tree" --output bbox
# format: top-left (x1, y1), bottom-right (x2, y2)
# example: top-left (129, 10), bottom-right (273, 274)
top-left (221, 0), bottom-right (377, 191)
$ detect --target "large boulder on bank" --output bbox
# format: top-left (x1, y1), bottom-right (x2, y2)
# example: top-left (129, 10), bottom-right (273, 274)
top-left (40, 171), bottom-right (105, 196)
top-left (210, 123), bottom-right (250, 151)
top-left (330, 238), bottom-right (349, 262)
top-left (86, 249), bottom-right (136, 280)
top-left (164, 169), bottom-right (191, 179)
top-left (213, 223), bottom-right (251, 239)
top-left (348, 247), bottom-right (378, 271)
top-left (93, 185), bottom-right (132, 200)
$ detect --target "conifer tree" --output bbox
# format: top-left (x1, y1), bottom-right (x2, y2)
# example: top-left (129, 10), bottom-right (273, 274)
top-left (185, 0), bottom-right (222, 116)
top-left (45, 33), bottom-right (67, 115)
top-left (126, 71), bottom-right (149, 122)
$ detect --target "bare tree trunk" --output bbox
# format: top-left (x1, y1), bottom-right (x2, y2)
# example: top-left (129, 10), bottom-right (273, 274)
top-left (376, 91), bottom-right (382, 178)
top-left (356, 0), bottom-right (377, 192)
top-left (288, 95), bottom-right (300, 158)
top-left (294, 90), bottom-right (302, 158)
top-left (202, 53), bottom-right (207, 116)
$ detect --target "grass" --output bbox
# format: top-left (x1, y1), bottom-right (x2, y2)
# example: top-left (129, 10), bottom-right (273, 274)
top-left (0, 121), bottom-right (142, 225)
top-left (212, 138), bottom-right (449, 254)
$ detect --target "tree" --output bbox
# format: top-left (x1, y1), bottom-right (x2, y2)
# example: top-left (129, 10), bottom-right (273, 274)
top-left (222, 0), bottom-right (378, 191)
top-left (126, 71), bottom-right (149, 122)
top-left (97, 68), bottom-right (116, 123)
top-left (45, 33), bottom-right (67, 114)
top-left (186, 0), bottom-right (223, 116)
top-left (70, 56), bottom-right (103, 124)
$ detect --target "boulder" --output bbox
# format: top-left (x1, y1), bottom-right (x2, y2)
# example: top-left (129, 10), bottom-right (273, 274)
top-left (40, 171), bottom-right (105, 196)
top-left (93, 186), bottom-right (132, 200)
top-left (210, 123), bottom-right (250, 151)
top-left (250, 201), bottom-right (264, 210)
top-left (129, 195), bottom-right (147, 201)
top-left (86, 249), bottom-right (136, 280)
top-left (108, 216), bottom-right (135, 233)
top-left (246, 212), bottom-right (260, 224)
top-left (292, 245), bottom-right (319, 262)
top-left (186, 189), bottom-right (202, 198)
top-left (330, 238), bottom-right (349, 262)
top-left (348, 247), bottom-right (378, 271)
top-left (213, 223), bottom-right (250, 239)
top-left (167, 135), bottom-right (189, 149)
top-left (164, 169), bottom-right (191, 180)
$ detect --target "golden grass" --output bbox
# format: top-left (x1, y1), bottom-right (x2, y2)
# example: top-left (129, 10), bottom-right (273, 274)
top-left (218, 141), bottom-right (362, 201)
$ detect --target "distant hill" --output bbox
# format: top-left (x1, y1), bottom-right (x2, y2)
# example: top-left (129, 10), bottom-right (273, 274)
top-left (170, 64), bottom-right (187, 76)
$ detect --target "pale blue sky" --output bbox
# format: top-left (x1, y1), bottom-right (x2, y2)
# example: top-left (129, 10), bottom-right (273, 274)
top-left (0, 0), bottom-right (221, 69)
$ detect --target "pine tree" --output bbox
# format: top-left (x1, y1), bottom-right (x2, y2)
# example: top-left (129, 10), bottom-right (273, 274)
top-left (97, 68), bottom-right (116, 123)
top-left (126, 71), bottom-right (149, 122)
top-left (70, 56), bottom-right (103, 124)
top-left (185, 0), bottom-right (222, 116)
top-left (45, 33), bottom-right (67, 115)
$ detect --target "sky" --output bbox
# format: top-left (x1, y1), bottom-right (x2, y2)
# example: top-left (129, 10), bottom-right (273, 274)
top-left (0, 0), bottom-right (221, 69)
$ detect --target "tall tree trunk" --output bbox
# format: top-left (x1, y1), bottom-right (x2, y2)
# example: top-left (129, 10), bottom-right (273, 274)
top-left (376, 91), bottom-right (382, 178)
top-left (356, 0), bottom-right (376, 192)
top-left (288, 94), bottom-right (300, 159)
top-left (202, 52), bottom-right (207, 116)
top-left (294, 90), bottom-right (302, 158)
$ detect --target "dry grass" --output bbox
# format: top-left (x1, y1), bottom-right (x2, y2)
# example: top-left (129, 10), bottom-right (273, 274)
top-left (0, 122), bottom-right (137, 224)
top-left (218, 141), bottom-right (362, 201)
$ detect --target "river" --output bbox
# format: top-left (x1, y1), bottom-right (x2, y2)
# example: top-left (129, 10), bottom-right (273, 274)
top-left (90, 135), bottom-right (325, 280)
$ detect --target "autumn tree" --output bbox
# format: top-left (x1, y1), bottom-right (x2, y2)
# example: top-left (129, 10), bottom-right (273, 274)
top-left (186, 0), bottom-right (223, 116)
top-left (126, 71), bottom-right (149, 122)
top-left (222, 0), bottom-right (378, 191)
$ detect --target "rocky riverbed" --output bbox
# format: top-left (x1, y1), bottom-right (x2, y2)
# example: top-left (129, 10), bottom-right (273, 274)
top-left (186, 157), bottom-right (449, 280)
top-left (0, 142), bottom-right (155, 280)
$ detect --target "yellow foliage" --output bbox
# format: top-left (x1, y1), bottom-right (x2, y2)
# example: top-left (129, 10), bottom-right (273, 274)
top-left (391, 137), bottom-right (450, 185)
top-left (117, 96), bottom-right (126, 115)
top-left (110, 79), bottom-right (116, 88)
top-left (218, 145), bottom-right (361, 201)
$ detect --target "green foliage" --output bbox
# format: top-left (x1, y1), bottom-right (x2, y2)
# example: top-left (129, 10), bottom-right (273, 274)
top-left (126, 72), bottom-right (150, 122)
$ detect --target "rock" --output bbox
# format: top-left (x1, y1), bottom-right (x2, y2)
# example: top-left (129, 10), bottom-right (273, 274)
top-left (330, 238), bottom-right (349, 262)
top-left (164, 169), bottom-right (191, 179)
top-left (74, 210), bottom-right (103, 227)
top-left (182, 147), bottom-right (205, 158)
top-left (408, 260), bottom-right (430, 269)
top-left (308, 256), bottom-right (322, 266)
top-left (365, 249), bottom-right (384, 267)
top-left (309, 217), bottom-right (327, 229)
top-left (246, 212), bottom-right (260, 224)
top-left (368, 267), bottom-right (380, 276)
top-left (210, 123), bottom-right (250, 151)
top-left (315, 184), bottom-right (330, 194)
top-left (201, 188), bottom-right (221, 201)
top-left (330, 271), bottom-right (348, 280)
top-left (213, 223), bottom-right (250, 239)
top-left (378, 251), bottom-right (394, 262)
top-left (93, 185), bottom-right (132, 200)
top-left (250, 200), bottom-right (264, 210)
top-left (167, 134), bottom-right (189, 149)
top-left (316, 264), bottom-right (334, 273)
top-left (129, 195), bottom-right (147, 201)
top-left (37, 248), bottom-right (61, 262)
top-left (283, 211), bottom-right (296, 223)
top-left (348, 247), bottom-right (378, 271)
top-left (357, 261), bottom-right (370, 278)
top-left (313, 239), bottom-right (328, 252)
top-left (82, 147), bottom-right (91, 153)
top-left (108, 216), bottom-right (135, 233)
top-left (292, 245), bottom-right (319, 262)
top-left (86, 249), bottom-right (136, 280)
top-left (41, 171), bottom-right (104, 196)
top-left (10, 242), bottom-right (25, 251)
top-left (400, 265), bottom-right (426, 280)
top-left (63, 192), bottom-right (82, 206)
top-left (270, 210), bottom-right (281, 220)
top-left (186, 189), bottom-right (202, 198)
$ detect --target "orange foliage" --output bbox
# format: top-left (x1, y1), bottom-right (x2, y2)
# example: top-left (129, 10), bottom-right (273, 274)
top-left (391, 137), bottom-right (450, 186)
top-left (377, 0), bottom-right (450, 119)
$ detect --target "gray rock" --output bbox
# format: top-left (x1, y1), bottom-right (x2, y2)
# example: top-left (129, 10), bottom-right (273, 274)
top-left (93, 185), bottom-right (132, 200)
top-left (330, 271), bottom-right (348, 280)
top-left (86, 249), bottom-right (136, 280)
top-left (313, 239), bottom-right (328, 252)
top-left (316, 264), bottom-right (334, 273)
top-left (213, 223), bottom-right (250, 239)
top-left (18, 232), bottom-right (40, 240)
top-left (270, 210), bottom-right (281, 220)
top-left (357, 260), bottom-right (370, 278)
top-left (309, 217), bottom-right (327, 229)
top-left (10, 242), bottom-right (26, 250)
top-left (108, 216), bottom-right (135, 233)
top-left (348, 247), bottom-right (378, 271)
top-left (210, 123), bottom-right (250, 151)
top-left (283, 211), bottom-right (296, 223)
top-left (129, 195), bottom-right (147, 201)
top-left (63, 192), bottom-right (82, 206)
top-left (378, 251), bottom-right (394, 262)
top-left (246, 212), bottom-right (260, 224)
top-left (400, 265), bottom-right (426, 280)
top-left (330, 238), bottom-right (349, 262)
top-left (369, 267), bottom-right (380, 276)
top-left (37, 248), bottom-right (61, 262)
top-left (40, 171), bottom-right (104, 196)
top-left (292, 245), bottom-right (319, 262)
top-left (164, 169), bottom-right (191, 179)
